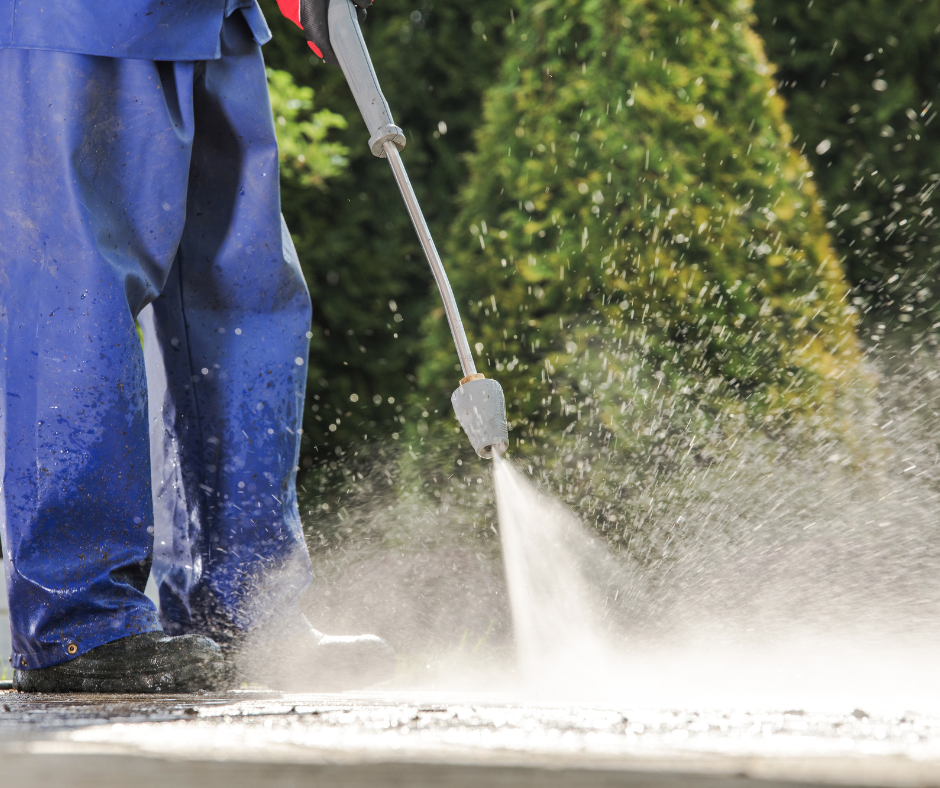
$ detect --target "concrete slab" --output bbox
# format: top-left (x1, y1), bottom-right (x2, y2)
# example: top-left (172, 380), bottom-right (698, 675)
top-left (0, 752), bottom-right (861, 788)
top-left (2, 690), bottom-right (940, 788)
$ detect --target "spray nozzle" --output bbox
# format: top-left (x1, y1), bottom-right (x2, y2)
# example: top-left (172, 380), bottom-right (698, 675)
top-left (451, 375), bottom-right (509, 459)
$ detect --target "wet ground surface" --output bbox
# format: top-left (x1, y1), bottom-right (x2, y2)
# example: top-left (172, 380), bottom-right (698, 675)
top-left (3, 690), bottom-right (940, 787)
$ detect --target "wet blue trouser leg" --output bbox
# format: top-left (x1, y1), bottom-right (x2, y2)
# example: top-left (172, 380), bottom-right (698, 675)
top-left (0, 16), bottom-right (313, 670)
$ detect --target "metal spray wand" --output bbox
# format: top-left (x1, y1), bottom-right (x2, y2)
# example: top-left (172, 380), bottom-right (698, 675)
top-left (327, 0), bottom-right (509, 458)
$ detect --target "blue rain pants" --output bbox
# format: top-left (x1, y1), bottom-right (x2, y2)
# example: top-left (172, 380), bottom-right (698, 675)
top-left (0, 13), bottom-right (314, 670)
top-left (0, 1), bottom-right (272, 61)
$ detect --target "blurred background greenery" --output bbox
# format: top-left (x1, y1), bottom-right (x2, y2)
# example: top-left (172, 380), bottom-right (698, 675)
top-left (259, 0), bottom-right (939, 545)
top-left (753, 0), bottom-right (940, 326)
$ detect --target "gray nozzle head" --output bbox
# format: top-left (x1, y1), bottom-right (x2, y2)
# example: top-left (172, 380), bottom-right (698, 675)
top-left (451, 377), bottom-right (509, 459)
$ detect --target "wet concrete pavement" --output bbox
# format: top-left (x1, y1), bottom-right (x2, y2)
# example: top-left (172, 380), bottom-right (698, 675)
top-left (3, 690), bottom-right (940, 787)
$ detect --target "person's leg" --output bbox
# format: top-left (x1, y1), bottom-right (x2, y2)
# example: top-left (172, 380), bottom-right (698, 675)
top-left (146, 14), bottom-right (314, 647)
top-left (146, 14), bottom-right (393, 689)
top-left (0, 46), bottom-right (221, 687)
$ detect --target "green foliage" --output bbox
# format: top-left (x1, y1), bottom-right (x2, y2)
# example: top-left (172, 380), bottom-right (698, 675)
top-left (419, 0), bottom-right (861, 477)
top-left (752, 0), bottom-right (940, 325)
top-left (267, 68), bottom-right (349, 189)
top-left (258, 0), bottom-right (515, 479)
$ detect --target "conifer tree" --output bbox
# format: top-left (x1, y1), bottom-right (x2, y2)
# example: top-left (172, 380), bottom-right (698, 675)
top-left (419, 0), bottom-right (861, 479)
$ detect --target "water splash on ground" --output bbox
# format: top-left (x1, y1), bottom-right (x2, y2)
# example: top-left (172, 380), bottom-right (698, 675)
top-left (297, 337), bottom-right (940, 714)
top-left (492, 436), bottom-right (940, 714)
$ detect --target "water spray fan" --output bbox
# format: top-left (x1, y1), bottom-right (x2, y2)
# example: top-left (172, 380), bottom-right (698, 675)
top-left (328, 0), bottom-right (509, 459)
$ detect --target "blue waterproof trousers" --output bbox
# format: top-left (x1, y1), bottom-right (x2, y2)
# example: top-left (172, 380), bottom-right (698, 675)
top-left (0, 14), bottom-right (314, 670)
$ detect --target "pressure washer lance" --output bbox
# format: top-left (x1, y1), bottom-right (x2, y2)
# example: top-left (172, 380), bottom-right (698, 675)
top-left (328, 0), bottom-right (509, 459)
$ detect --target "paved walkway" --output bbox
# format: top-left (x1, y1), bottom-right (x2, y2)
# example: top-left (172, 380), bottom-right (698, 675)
top-left (2, 690), bottom-right (940, 787)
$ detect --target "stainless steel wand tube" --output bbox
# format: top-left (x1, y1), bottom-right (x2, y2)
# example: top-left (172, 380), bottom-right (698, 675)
top-left (382, 141), bottom-right (477, 380)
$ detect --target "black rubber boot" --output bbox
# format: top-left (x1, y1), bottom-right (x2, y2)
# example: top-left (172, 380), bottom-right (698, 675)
top-left (13, 632), bottom-right (225, 693)
top-left (230, 621), bottom-right (395, 691)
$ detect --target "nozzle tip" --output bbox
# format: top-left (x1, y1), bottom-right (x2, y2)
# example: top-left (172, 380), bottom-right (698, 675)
top-left (451, 377), bottom-right (509, 459)
top-left (478, 442), bottom-right (508, 460)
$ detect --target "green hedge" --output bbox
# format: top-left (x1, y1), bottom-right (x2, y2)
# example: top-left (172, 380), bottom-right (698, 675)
top-left (417, 0), bottom-right (862, 506)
